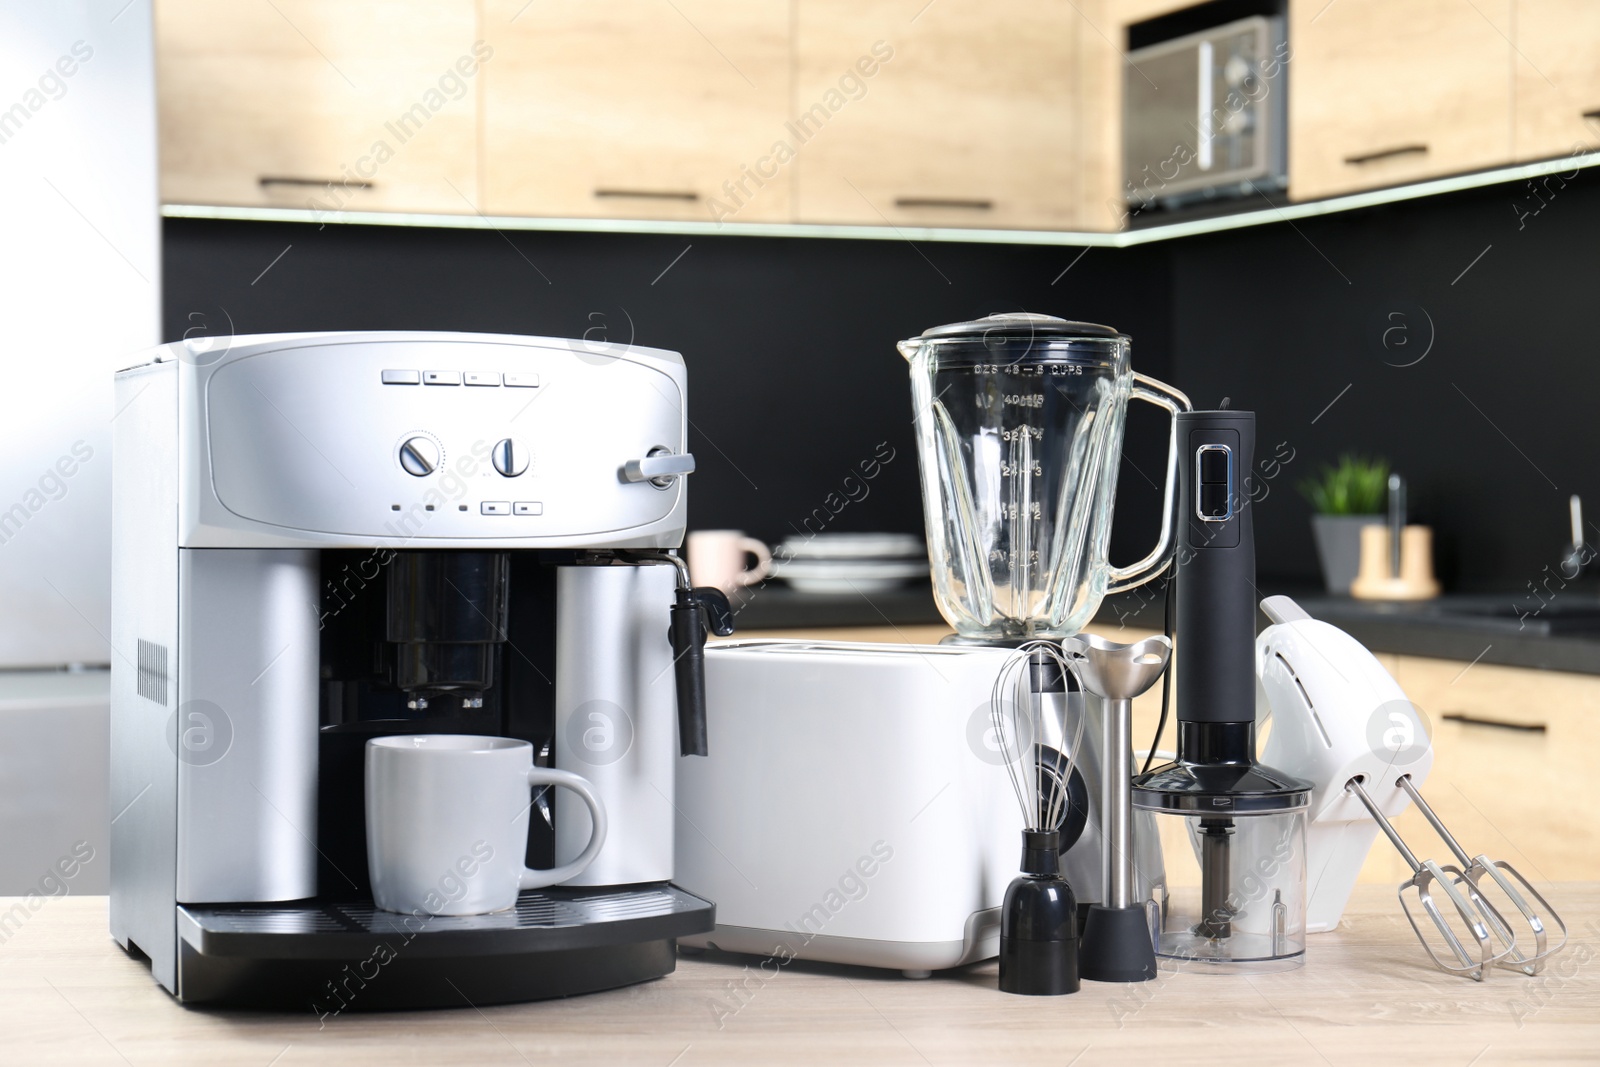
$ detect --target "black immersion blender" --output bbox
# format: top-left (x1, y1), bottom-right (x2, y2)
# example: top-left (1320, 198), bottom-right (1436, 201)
top-left (1132, 410), bottom-right (1311, 967)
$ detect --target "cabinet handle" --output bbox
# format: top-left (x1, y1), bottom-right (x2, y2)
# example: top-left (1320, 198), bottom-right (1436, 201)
top-left (1441, 712), bottom-right (1546, 733)
top-left (893, 197), bottom-right (994, 210)
top-left (1343, 144), bottom-right (1429, 166)
top-left (259, 176), bottom-right (375, 190)
top-left (594, 188), bottom-right (699, 202)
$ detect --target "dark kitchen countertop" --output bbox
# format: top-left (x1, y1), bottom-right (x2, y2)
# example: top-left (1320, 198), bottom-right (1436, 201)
top-left (731, 580), bottom-right (1600, 676)
top-left (1098, 586), bottom-right (1600, 676)
top-left (1288, 594), bottom-right (1600, 676)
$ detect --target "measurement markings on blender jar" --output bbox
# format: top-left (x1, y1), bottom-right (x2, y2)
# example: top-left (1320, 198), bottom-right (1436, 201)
top-left (973, 364), bottom-right (1084, 377)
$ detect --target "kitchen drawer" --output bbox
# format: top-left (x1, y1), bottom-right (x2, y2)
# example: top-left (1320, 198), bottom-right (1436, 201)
top-left (156, 0), bottom-right (480, 215)
top-left (1513, 0), bottom-right (1600, 163)
top-left (480, 0), bottom-right (792, 223)
top-left (1287, 0), bottom-right (1514, 201)
top-left (1353, 654), bottom-right (1600, 886)
top-left (792, 0), bottom-right (1083, 230)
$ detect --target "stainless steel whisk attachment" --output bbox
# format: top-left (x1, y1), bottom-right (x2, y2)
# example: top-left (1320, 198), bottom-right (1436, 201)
top-left (990, 641), bottom-right (1087, 836)
top-left (990, 640), bottom-right (1089, 997)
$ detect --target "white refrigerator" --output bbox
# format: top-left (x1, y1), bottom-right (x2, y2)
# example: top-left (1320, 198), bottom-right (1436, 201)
top-left (0, 0), bottom-right (159, 893)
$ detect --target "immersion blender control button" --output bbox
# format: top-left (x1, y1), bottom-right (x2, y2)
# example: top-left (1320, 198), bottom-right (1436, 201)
top-left (1195, 444), bottom-right (1234, 522)
top-left (1199, 484), bottom-right (1231, 519)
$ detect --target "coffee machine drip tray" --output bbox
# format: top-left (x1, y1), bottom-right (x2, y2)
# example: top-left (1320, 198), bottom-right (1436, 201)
top-left (173, 885), bottom-right (714, 1009)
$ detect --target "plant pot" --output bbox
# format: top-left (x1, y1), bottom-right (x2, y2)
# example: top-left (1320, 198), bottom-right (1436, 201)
top-left (1310, 514), bottom-right (1381, 595)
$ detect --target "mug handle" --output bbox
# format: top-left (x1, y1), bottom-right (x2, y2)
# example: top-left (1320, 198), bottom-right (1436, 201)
top-left (1106, 373), bottom-right (1192, 595)
top-left (519, 767), bottom-right (608, 890)
top-left (735, 536), bottom-right (773, 587)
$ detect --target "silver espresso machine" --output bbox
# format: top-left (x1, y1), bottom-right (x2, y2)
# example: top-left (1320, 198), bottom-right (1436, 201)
top-left (110, 331), bottom-right (729, 1009)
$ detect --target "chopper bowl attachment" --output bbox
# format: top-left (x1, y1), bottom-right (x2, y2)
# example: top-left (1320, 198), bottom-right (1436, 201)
top-left (1133, 762), bottom-right (1311, 970)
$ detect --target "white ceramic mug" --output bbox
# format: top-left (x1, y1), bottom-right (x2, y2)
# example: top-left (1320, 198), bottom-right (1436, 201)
top-left (365, 735), bottom-right (607, 916)
top-left (687, 530), bottom-right (772, 594)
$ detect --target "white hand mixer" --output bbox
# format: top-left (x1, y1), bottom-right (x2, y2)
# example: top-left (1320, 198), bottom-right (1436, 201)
top-left (1255, 596), bottom-right (1566, 980)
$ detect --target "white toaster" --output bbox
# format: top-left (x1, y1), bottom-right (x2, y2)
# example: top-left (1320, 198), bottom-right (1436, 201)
top-left (676, 640), bottom-right (1057, 976)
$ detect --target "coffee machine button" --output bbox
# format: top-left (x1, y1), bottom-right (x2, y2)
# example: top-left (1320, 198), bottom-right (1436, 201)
top-left (423, 370), bottom-right (461, 385)
top-left (464, 371), bottom-right (499, 386)
top-left (397, 437), bottom-right (439, 476)
top-left (481, 501), bottom-right (511, 515)
top-left (504, 372), bottom-right (540, 388)
top-left (513, 501), bottom-right (542, 516)
top-left (491, 438), bottom-right (530, 477)
top-left (381, 369), bottom-right (420, 385)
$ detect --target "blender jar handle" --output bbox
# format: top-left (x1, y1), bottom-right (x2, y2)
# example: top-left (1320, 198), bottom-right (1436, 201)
top-left (1107, 373), bottom-right (1192, 595)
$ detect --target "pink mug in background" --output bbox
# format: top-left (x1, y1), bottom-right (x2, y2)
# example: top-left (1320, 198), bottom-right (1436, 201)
top-left (687, 530), bottom-right (772, 595)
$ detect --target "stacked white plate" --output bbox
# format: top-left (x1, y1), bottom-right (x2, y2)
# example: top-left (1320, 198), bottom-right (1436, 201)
top-left (772, 533), bottom-right (929, 594)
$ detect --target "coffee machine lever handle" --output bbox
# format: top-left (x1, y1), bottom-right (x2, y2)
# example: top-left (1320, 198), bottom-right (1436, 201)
top-left (623, 450), bottom-right (696, 485)
top-left (669, 586), bottom-right (734, 757)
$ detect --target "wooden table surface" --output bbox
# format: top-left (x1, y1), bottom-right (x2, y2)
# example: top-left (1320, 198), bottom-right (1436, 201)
top-left (2, 887), bottom-right (1596, 1066)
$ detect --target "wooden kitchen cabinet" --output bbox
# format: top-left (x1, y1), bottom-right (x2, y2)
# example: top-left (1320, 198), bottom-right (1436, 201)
top-left (155, 0), bottom-right (481, 215)
top-left (1109, 0), bottom-right (1199, 24)
top-left (1287, 0), bottom-right (1514, 201)
top-left (791, 0), bottom-right (1087, 230)
top-left (1513, 0), bottom-right (1600, 162)
top-left (479, 0), bottom-right (792, 223)
top-left (1355, 653), bottom-right (1600, 887)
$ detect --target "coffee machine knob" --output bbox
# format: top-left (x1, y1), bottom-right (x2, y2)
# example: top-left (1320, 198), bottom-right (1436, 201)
top-left (491, 438), bottom-right (529, 477)
top-left (398, 436), bottom-right (439, 476)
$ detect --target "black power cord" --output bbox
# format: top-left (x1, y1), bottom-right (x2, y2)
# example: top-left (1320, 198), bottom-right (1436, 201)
top-left (1139, 567), bottom-right (1176, 777)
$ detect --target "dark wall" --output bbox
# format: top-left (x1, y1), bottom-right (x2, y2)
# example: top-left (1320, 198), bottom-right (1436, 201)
top-left (164, 166), bottom-right (1597, 592)
top-left (162, 219), bottom-right (1175, 565)
top-left (1165, 170), bottom-right (1600, 589)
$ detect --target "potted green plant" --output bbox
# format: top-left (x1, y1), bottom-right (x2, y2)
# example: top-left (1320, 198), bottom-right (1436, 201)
top-left (1298, 454), bottom-right (1390, 594)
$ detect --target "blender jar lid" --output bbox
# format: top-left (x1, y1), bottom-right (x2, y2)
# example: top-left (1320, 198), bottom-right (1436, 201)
top-left (915, 313), bottom-right (1126, 342)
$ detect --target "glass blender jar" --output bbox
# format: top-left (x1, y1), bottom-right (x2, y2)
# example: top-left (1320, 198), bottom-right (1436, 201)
top-left (898, 313), bottom-right (1189, 642)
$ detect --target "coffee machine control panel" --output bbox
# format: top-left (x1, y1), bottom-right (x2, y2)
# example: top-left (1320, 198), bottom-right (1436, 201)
top-left (174, 334), bottom-right (690, 548)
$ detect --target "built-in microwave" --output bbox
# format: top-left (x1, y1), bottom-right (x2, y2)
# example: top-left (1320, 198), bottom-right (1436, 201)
top-left (1123, 15), bottom-right (1288, 216)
